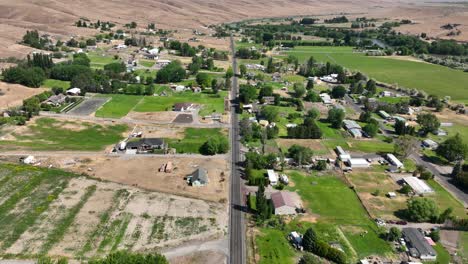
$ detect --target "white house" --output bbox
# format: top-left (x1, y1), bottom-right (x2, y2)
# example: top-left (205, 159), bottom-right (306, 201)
top-left (267, 170), bottom-right (278, 186)
top-left (271, 191), bottom-right (297, 215)
top-left (386, 153), bottom-right (404, 168)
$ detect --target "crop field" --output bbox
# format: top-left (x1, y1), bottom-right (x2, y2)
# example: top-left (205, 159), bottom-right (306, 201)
top-left (284, 46), bottom-right (468, 103)
top-left (42, 79), bottom-right (70, 90)
top-left (134, 91), bottom-right (227, 116)
top-left (94, 94), bottom-right (143, 118)
top-left (166, 128), bottom-right (227, 154)
top-left (287, 171), bottom-right (394, 259)
top-left (0, 117), bottom-right (128, 151)
top-left (0, 163), bottom-right (225, 259)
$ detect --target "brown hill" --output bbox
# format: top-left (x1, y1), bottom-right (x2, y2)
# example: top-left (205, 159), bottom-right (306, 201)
top-left (0, 0), bottom-right (467, 58)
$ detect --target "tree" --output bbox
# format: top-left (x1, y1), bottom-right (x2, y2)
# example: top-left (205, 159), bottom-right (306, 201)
top-left (395, 119), bottom-right (415, 136)
top-left (438, 207), bottom-right (453, 223)
top-left (195, 72), bottom-right (211, 88)
top-left (306, 108), bottom-right (320, 120)
top-left (451, 162), bottom-right (468, 188)
top-left (399, 184), bottom-right (412, 194)
top-left (365, 79), bottom-right (377, 95)
top-left (239, 84), bottom-right (257, 104)
top-left (363, 123), bottom-right (379, 137)
top-left (430, 230), bottom-right (440, 242)
top-left (436, 134), bottom-right (468, 162)
top-left (239, 64), bottom-right (247, 77)
top-left (394, 135), bottom-right (419, 159)
top-left (416, 113), bottom-right (440, 135)
top-left (261, 106), bottom-right (279, 122)
top-left (225, 66), bottom-right (234, 79)
top-left (155, 61), bottom-right (186, 83)
top-left (305, 90), bottom-right (321, 102)
top-left (327, 108), bottom-right (345, 128)
top-left (266, 57), bottom-right (275, 73)
top-left (293, 83), bottom-right (306, 98)
top-left (258, 85), bottom-right (273, 98)
top-left (331, 85), bottom-right (346, 98)
top-left (359, 111), bottom-right (372, 123)
top-left (302, 228), bottom-right (318, 251)
top-left (200, 137), bottom-right (229, 155)
top-left (406, 198), bottom-right (439, 223)
top-left (306, 79), bottom-right (314, 90)
top-left (255, 185), bottom-right (272, 222)
top-left (88, 251), bottom-right (168, 264)
top-left (2, 66), bottom-right (46, 88)
top-left (104, 62), bottom-right (126, 74)
top-left (387, 227), bottom-right (401, 241)
top-left (288, 145), bottom-right (314, 165)
top-left (23, 96), bottom-right (41, 116)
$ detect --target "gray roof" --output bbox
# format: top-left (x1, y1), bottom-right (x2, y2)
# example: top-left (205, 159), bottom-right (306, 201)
top-left (403, 228), bottom-right (437, 257)
top-left (192, 168), bottom-right (208, 184)
top-left (141, 138), bottom-right (164, 146)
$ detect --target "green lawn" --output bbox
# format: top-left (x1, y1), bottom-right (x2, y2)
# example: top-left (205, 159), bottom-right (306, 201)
top-left (134, 91), bottom-right (227, 116)
top-left (287, 171), bottom-right (394, 259)
top-left (42, 79), bottom-right (70, 89)
top-left (94, 94), bottom-right (143, 118)
top-left (284, 46), bottom-right (468, 103)
top-left (459, 231), bottom-right (468, 262)
top-left (0, 118), bottom-right (128, 151)
top-left (256, 228), bottom-right (296, 264)
top-left (139, 60), bottom-right (155, 68)
top-left (426, 180), bottom-right (466, 218)
top-left (166, 128), bottom-right (227, 154)
top-left (430, 243), bottom-right (451, 264)
top-left (88, 52), bottom-right (120, 69)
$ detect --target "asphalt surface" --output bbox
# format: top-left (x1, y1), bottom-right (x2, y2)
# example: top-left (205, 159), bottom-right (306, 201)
top-left (66, 97), bottom-right (109, 116)
top-left (228, 35), bottom-right (246, 264)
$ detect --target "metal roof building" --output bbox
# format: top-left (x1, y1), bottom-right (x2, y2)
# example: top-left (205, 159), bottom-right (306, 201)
top-left (403, 177), bottom-right (434, 195)
top-left (386, 153), bottom-right (404, 168)
top-left (403, 228), bottom-right (437, 261)
top-left (267, 170), bottom-right (278, 186)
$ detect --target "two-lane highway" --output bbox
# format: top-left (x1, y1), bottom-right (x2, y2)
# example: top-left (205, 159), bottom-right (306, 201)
top-left (228, 35), bottom-right (246, 264)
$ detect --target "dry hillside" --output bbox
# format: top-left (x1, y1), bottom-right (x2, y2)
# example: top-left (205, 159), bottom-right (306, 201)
top-left (0, 0), bottom-right (467, 58)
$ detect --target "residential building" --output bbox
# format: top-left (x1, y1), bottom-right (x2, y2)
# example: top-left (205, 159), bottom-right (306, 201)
top-left (319, 93), bottom-right (332, 104)
top-left (422, 139), bottom-right (438, 150)
top-left (403, 228), bottom-right (437, 261)
top-left (271, 191), bottom-right (297, 215)
top-left (386, 153), bottom-right (404, 168)
top-left (267, 170), bottom-right (278, 186)
top-left (156, 59), bottom-right (171, 68)
top-left (187, 168), bottom-right (208, 186)
top-left (173, 103), bottom-right (195, 112)
top-left (66, 88), bottom-right (81, 96)
top-left (343, 120), bottom-right (361, 130)
top-left (45, 94), bottom-right (67, 106)
top-left (125, 138), bottom-right (166, 153)
top-left (345, 158), bottom-right (370, 168)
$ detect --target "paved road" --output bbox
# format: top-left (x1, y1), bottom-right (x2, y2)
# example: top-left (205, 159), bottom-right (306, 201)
top-left (228, 35), bottom-right (246, 264)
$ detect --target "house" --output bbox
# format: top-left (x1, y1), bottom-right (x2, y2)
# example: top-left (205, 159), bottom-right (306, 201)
top-left (66, 88), bottom-right (81, 96)
top-left (343, 120), bottom-right (361, 131)
top-left (271, 191), bottom-right (297, 215)
top-left (267, 170), bottom-right (278, 185)
top-left (172, 85), bottom-right (187, 92)
top-left (263, 96), bottom-right (275, 105)
top-left (403, 177), bottom-right (434, 195)
top-left (335, 146), bottom-right (351, 161)
top-left (378, 110), bottom-right (391, 120)
top-left (386, 153), bottom-right (404, 168)
top-left (148, 48), bottom-right (159, 55)
top-left (173, 103), bottom-right (195, 112)
top-left (187, 168), bottom-right (208, 186)
top-left (45, 94), bottom-right (67, 106)
top-left (126, 138), bottom-right (166, 153)
top-left (434, 129), bottom-right (447, 136)
top-left (380, 91), bottom-right (393, 97)
top-left (345, 158), bottom-right (370, 168)
top-left (319, 93), bottom-right (332, 104)
top-left (320, 74), bottom-right (338, 83)
top-left (156, 59), bottom-right (171, 68)
top-left (422, 139), bottom-right (438, 150)
top-left (403, 228), bottom-right (437, 261)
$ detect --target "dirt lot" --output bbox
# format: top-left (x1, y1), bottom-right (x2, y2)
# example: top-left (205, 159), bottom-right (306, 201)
top-left (67, 97), bottom-right (109, 116)
top-left (276, 138), bottom-right (333, 157)
top-left (2, 175), bottom-right (227, 258)
top-left (126, 111), bottom-right (179, 123)
top-left (35, 154), bottom-right (229, 203)
top-left (169, 250), bottom-right (227, 264)
top-left (133, 124), bottom-right (186, 139)
top-left (0, 82), bottom-right (46, 110)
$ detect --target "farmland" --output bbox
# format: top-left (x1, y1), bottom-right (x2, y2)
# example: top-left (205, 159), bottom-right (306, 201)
top-left (284, 46), bottom-right (468, 103)
top-left (0, 163), bottom-right (225, 259)
top-left (0, 117), bottom-right (128, 151)
top-left (94, 94), bottom-right (143, 118)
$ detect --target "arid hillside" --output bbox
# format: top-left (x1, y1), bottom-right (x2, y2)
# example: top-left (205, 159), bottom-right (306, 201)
top-left (0, 0), bottom-right (467, 57)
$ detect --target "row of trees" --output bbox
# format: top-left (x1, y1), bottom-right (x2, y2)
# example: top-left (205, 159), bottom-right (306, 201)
top-left (302, 228), bottom-right (347, 264)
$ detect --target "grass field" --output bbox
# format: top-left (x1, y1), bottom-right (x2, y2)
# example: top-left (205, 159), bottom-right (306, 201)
top-left (426, 180), bottom-right (466, 218)
top-left (166, 128), bottom-right (227, 154)
top-left (94, 94), bottom-right (143, 118)
top-left (459, 231), bottom-right (468, 262)
top-left (139, 60), bottom-right (156, 68)
top-left (0, 118), bottom-right (127, 151)
top-left (256, 228), bottom-right (296, 264)
top-left (134, 91), bottom-right (227, 116)
top-left (431, 243), bottom-right (451, 264)
top-left (88, 52), bottom-right (120, 69)
top-left (287, 171), bottom-right (394, 259)
top-left (42, 79), bottom-right (70, 90)
top-left (284, 46), bottom-right (468, 103)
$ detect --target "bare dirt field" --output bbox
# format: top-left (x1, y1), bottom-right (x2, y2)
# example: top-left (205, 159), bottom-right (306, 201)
top-left (126, 111), bottom-right (179, 123)
top-left (169, 250), bottom-right (227, 264)
top-left (1, 1), bottom-right (467, 58)
top-left (34, 154), bottom-right (229, 203)
top-left (0, 82), bottom-right (46, 110)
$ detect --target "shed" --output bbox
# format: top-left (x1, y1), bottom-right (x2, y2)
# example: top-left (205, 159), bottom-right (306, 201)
top-left (422, 139), bottom-right (438, 150)
top-left (403, 177), bottom-right (434, 195)
top-left (349, 128), bottom-right (362, 138)
top-left (319, 93), bottom-right (332, 104)
top-left (346, 158), bottom-right (370, 168)
top-left (378, 110), bottom-right (391, 120)
top-left (271, 191), bottom-right (297, 215)
top-left (66, 88), bottom-right (81, 96)
top-left (343, 120), bottom-right (361, 130)
top-left (335, 146), bottom-right (351, 161)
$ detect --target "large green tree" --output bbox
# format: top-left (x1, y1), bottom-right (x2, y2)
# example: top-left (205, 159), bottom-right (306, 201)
top-left (406, 198), bottom-right (439, 223)
top-left (327, 108), bottom-right (345, 128)
top-left (436, 133), bottom-right (468, 162)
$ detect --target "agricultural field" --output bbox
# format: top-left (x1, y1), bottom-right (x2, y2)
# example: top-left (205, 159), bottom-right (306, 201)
top-left (286, 171), bottom-right (394, 260)
top-left (0, 82), bottom-right (47, 109)
top-left (0, 163), bottom-right (226, 259)
top-left (283, 46), bottom-right (468, 103)
top-left (166, 127), bottom-right (227, 154)
top-left (94, 94), bottom-right (143, 118)
top-left (0, 117), bottom-right (128, 151)
top-left (134, 91), bottom-right (227, 116)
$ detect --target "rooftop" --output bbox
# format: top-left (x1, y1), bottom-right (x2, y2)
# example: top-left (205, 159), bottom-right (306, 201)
top-left (403, 228), bottom-right (437, 258)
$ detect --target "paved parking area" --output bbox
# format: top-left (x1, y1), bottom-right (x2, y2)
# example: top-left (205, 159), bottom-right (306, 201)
top-left (173, 114), bottom-right (193, 123)
top-left (67, 97), bottom-right (109, 116)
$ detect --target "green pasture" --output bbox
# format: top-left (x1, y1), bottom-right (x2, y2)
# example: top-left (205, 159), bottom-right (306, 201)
top-left (166, 128), bottom-right (226, 154)
top-left (94, 94), bottom-right (143, 118)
